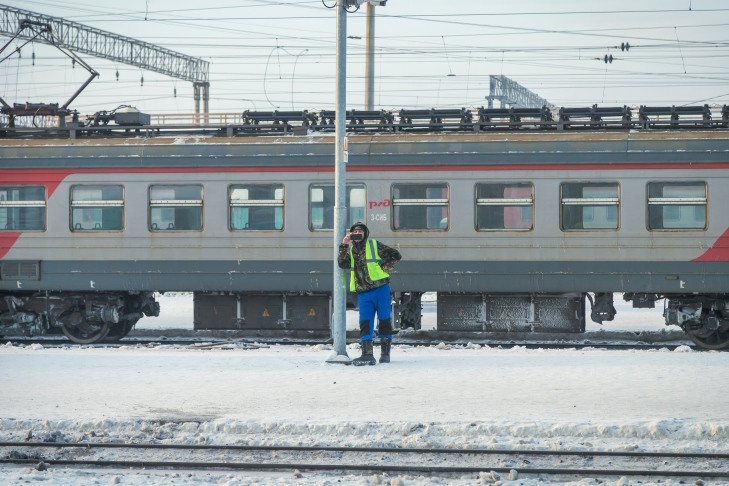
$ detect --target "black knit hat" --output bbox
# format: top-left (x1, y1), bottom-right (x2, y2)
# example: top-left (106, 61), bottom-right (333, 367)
top-left (349, 222), bottom-right (369, 240)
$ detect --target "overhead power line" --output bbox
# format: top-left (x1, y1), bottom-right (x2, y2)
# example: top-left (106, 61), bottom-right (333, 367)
top-left (0, 4), bottom-right (210, 113)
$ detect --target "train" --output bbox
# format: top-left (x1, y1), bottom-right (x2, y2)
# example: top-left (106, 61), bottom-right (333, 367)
top-left (1, 105), bottom-right (729, 349)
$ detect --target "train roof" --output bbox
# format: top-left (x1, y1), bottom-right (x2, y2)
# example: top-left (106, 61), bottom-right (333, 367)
top-left (1, 104), bottom-right (727, 145)
top-left (2, 107), bottom-right (728, 170)
top-left (1, 126), bottom-right (729, 148)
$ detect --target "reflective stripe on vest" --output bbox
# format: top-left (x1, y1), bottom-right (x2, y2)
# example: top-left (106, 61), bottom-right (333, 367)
top-left (349, 239), bottom-right (390, 292)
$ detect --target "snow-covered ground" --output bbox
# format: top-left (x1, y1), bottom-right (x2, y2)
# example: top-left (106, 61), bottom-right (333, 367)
top-left (2, 294), bottom-right (727, 486)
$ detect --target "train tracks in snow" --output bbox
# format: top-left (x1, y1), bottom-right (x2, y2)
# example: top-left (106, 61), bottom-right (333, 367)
top-left (1, 441), bottom-right (728, 481)
top-left (0, 334), bottom-right (696, 351)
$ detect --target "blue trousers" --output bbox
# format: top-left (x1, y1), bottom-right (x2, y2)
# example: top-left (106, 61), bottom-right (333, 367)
top-left (358, 283), bottom-right (392, 341)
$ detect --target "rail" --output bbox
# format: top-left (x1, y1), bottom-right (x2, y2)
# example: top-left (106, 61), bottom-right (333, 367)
top-left (1, 441), bottom-right (728, 479)
top-left (0, 334), bottom-right (696, 350)
top-left (152, 112), bottom-right (242, 126)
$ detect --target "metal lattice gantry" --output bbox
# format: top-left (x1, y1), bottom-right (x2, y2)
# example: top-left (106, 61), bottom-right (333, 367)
top-left (486, 75), bottom-right (554, 109)
top-left (0, 4), bottom-right (210, 114)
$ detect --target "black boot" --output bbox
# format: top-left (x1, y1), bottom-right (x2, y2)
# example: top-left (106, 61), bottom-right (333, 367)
top-left (379, 337), bottom-right (391, 363)
top-left (352, 340), bottom-right (376, 366)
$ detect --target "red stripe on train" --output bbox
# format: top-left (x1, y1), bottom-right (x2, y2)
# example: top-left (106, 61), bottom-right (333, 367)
top-left (693, 227), bottom-right (729, 262)
top-left (0, 172), bottom-right (67, 258)
top-left (0, 233), bottom-right (21, 259)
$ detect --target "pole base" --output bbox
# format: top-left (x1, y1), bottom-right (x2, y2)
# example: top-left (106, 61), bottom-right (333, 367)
top-left (325, 351), bottom-right (352, 365)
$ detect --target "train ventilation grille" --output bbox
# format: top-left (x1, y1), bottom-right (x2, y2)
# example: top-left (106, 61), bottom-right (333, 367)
top-left (1, 261), bottom-right (40, 280)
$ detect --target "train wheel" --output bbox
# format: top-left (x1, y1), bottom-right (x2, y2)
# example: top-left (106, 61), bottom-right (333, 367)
top-left (685, 327), bottom-right (729, 350)
top-left (103, 318), bottom-right (138, 342)
top-left (61, 320), bottom-right (110, 344)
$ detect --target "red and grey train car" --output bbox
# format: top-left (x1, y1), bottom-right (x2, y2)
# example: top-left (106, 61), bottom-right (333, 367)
top-left (1, 126), bottom-right (729, 348)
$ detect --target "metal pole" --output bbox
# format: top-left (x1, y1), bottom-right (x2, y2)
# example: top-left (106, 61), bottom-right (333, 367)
top-left (193, 83), bottom-right (201, 123)
top-left (364, 2), bottom-right (375, 110)
top-left (203, 83), bottom-right (209, 119)
top-left (327, 0), bottom-right (350, 364)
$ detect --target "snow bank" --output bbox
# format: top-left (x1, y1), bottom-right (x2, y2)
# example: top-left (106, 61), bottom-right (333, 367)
top-left (2, 417), bottom-right (729, 455)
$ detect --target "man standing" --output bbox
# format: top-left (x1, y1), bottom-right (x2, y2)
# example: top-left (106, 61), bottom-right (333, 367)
top-left (338, 222), bottom-right (402, 366)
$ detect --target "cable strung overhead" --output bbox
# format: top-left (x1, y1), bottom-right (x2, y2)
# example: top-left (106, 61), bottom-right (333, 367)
top-left (0, 4), bottom-right (210, 113)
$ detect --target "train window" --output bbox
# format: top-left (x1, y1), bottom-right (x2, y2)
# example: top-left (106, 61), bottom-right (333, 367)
top-left (0, 185), bottom-right (46, 231)
top-left (70, 185), bottom-right (124, 231)
top-left (647, 182), bottom-right (706, 230)
top-left (392, 183), bottom-right (449, 231)
top-left (149, 185), bottom-right (203, 231)
top-left (476, 183), bottom-right (533, 231)
top-left (309, 184), bottom-right (366, 230)
top-left (229, 184), bottom-right (284, 231)
top-left (560, 182), bottom-right (619, 231)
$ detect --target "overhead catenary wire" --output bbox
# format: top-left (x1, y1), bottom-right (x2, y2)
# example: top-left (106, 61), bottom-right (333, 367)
top-left (2, 0), bottom-right (727, 113)
top-left (674, 26), bottom-right (688, 74)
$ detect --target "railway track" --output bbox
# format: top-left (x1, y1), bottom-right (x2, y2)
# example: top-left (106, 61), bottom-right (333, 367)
top-left (0, 335), bottom-right (695, 351)
top-left (1, 441), bottom-right (728, 480)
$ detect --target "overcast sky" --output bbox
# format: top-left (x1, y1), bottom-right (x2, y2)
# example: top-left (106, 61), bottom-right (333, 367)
top-left (1, 0), bottom-right (728, 116)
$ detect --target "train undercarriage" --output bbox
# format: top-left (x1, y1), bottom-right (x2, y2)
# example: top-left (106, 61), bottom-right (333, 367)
top-left (0, 291), bottom-right (159, 344)
top-left (624, 293), bottom-right (729, 350)
top-left (190, 290), bottom-right (729, 349)
top-left (2, 290), bottom-right (728, 349)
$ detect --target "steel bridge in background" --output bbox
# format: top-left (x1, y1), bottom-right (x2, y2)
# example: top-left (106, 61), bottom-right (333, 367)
top-left (486, 75), bottom-right (554, 109)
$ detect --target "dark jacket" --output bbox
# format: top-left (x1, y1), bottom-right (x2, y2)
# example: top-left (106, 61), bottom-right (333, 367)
top-left (338, 238), bottom-right (401, 293)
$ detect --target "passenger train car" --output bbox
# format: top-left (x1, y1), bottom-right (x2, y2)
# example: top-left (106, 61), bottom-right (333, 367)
top-left (1, 108), bottom-right (729, 348)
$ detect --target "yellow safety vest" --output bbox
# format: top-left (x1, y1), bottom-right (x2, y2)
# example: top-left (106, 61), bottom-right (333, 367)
top-left (349, 239), bottom-right (390, 292)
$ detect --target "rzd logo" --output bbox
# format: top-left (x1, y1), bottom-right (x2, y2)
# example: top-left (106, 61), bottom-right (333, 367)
top-left (368, 199), bottom-right (391, 209)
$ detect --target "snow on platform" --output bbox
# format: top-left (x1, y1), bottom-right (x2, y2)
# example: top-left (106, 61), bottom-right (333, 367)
top-left (1, 340), bottom-right (729, 485)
